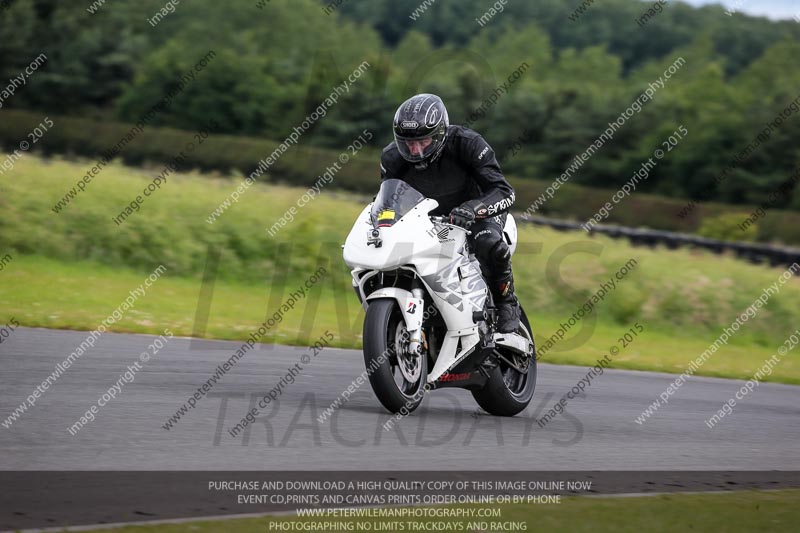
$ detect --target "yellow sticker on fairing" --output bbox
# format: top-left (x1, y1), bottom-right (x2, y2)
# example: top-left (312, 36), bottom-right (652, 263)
top-left (378, 209), bottom-right (395, 221)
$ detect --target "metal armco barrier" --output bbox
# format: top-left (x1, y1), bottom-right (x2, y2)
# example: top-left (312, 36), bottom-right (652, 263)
top-left (521, 215), bottom-right (800, 268)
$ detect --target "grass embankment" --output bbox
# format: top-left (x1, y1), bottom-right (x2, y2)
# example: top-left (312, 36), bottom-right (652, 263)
top-left (4, 109), bottom-right (800, 245)
top-left (65, 490), bottom-right (800, 533)
top-left (1, 155), bottom-right (799, 383)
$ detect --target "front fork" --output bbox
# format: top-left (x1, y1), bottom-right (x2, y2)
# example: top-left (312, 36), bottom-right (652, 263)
top-left (407, 287), bottom-right (426, 355)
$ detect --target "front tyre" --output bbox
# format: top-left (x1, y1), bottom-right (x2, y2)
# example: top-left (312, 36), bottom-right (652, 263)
top-left (363, 299), bottom-right (428, 414)
top-left (471, 307), bottom-right (536, 416)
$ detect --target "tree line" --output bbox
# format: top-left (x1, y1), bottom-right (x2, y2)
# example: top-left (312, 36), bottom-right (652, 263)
top-left (0, 0), bottom-right (798, 211)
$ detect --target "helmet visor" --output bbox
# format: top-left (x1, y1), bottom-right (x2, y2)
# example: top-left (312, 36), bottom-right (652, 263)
top-left (395, 132), bottom-right (443, 163)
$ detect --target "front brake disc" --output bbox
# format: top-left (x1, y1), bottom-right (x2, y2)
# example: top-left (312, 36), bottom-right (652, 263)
top-left (395, 322), bottom-right (421, 382)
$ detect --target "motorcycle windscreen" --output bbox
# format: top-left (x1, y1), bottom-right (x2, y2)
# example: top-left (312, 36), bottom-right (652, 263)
top-left (370, 179), bottom-right (425, 228)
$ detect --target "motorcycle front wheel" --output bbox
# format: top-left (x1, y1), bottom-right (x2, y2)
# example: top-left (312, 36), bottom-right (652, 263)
top-left (363, 299), bottom-right (428, 414)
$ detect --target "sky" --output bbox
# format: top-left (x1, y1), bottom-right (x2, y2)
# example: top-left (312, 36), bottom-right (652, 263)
top-left (679, 0), bottom-right (800, 20)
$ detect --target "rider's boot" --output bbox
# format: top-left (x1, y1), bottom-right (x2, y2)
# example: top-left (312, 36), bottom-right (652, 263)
top-left (494, 271), bottom-right (521, 333)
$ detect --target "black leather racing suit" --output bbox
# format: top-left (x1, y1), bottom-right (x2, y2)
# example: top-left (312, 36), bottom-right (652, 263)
top-left (380, 125), bottom-right (518, 311)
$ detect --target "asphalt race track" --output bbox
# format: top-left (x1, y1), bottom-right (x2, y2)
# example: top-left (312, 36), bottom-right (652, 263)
top-left (2, 327), bottom-right (799, 469)
top-left (1, 327), bottom-right (798, 529)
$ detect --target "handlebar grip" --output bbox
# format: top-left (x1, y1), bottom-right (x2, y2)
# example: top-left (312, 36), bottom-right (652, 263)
top-left (430, 216), bottom-right (472, 235)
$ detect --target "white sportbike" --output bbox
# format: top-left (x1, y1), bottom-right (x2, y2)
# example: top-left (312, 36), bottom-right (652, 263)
top-left (343, 179), bottom-right (536, 416)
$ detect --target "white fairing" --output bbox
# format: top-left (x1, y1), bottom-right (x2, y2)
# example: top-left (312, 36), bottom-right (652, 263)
top-left (503, 213), bottom-right (517, 256)
top-left (343, 198), bottom-right (491, 382)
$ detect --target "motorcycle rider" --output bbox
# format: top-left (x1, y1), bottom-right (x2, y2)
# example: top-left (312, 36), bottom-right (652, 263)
top-left (380, 93), bottom-right (520, 332)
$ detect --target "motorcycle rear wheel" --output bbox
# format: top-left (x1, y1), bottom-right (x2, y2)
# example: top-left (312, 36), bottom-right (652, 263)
top-left (471, 307), bottom-right (536, 416)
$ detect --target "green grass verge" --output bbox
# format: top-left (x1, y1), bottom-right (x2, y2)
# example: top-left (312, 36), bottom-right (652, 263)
top-left (64, 490), bottom-right (800, 533)
top-left (2, 255), bottom-right (797, 384)
top-left (4, 154), bottom-right (800, 336)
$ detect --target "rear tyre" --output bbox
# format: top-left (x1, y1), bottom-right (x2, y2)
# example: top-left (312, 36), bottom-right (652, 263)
top-left (364, 299), bottom-right (428, 414)
top-left (471, 307), bottom-right (536, 416)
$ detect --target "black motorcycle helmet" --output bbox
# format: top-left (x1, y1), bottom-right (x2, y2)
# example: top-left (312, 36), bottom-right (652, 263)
top-left (392, 93), bottom-right (449, 169)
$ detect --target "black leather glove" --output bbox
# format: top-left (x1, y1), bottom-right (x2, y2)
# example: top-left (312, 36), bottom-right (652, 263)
top-left (449, 200), bottom-right (487, 228)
